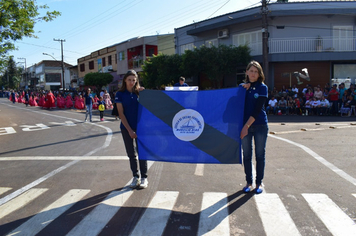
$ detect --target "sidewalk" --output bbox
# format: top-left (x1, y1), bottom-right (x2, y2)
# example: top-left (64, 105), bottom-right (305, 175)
top-left (267, 114), bottom-right (356, 123)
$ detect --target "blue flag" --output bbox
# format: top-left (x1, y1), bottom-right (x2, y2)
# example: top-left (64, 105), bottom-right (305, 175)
top-left (136, 87), bottom-right (246, 164)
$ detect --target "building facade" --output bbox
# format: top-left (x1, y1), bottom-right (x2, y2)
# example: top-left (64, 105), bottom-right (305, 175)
top-left (175, 1), bottom-right (356, 90)
top-left (26, 60), bottom-right (73, 91)
top-left (77, 34), bottom-right (174, 91)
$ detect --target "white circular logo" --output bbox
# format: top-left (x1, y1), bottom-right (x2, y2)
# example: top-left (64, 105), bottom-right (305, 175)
top-left (172, 109), bottom-right (205, 141)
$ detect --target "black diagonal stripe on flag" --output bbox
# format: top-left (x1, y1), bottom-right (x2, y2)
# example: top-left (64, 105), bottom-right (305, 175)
top-left (139, 89), bottom-right (240, 164)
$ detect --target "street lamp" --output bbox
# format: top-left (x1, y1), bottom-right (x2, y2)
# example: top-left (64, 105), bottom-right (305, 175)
top-left (43, 53), bottom-right (65, 90)
top-left (17, 57), bottom-right (27, 89)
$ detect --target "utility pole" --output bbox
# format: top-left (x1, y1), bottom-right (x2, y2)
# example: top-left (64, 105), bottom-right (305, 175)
top-left (17, 57), bottom-right (27, 89)
top-left (53, 38), bottom-right (66, 90)
top-left (261, 0), bottom-right (269, 84)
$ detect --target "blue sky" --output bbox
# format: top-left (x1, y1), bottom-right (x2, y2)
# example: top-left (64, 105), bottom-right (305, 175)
top-left (11, 0), bottom-right (305, 68)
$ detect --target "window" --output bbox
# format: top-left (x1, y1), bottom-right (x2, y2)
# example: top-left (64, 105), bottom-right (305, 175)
top-left (180, 43), bottom-right (194, 54)
top-left (333, 26), bottom-right (353, 51)
top-left (205, 39), bottom-right (218, 48)
top-left (108, 55), bottom-right (112, 65)
top-left (233, 30), bottom-right (262, 55)
top-left (147, 48), bottom-right (155, 57)
top-left (119, 51), bottom-right (125, 61)
top-left (80, 63), bottom-right (85, 72)
top-left (102, 57), bottom-right (106, 67)
top-left (45, 73), bottom-right (61, 82)
top-left (89, 61), bottom-right (94, 70)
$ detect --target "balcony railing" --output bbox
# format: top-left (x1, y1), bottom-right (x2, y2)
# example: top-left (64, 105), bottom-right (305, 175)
top-left (249, 36), bottom-right (356, 55)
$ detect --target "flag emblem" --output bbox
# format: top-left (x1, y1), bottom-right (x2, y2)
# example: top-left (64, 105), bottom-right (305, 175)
top-left (172, 109), bottom-right (205, 141)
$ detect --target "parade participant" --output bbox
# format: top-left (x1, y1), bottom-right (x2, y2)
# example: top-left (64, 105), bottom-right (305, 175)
top-left (98, 96), bottom-right (105, 121)
top-left (44, 90), bottom-right (56, 109)
top-left (93, 95), bottom-right (99, 110)
top-left (24, 91), bottom-right (29, 107)
top-left (57, 94), bottom-right (65, 109)
top-left (115, 70), bottom-right (147, 188)
top-left (103, 90), bottom-right (113, 109)
top-left (240, 61), bottom-right (268, 194)
top-left (38, 93), bottom-right (45, 107)
top-left (84, 88), bottom-right (94, 122)
top-left (65, 94), bottom-right (73, 108)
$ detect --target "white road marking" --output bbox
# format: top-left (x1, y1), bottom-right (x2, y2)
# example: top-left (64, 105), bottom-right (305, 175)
top-left (7, 189), bottom-right (90, 236)
top-left (48, 121), bottom-right (76, 126)
top-left (130, 191), bottom-right (179, 236)
top-left (0, 156), bottom-right (128, 161)
top-left (269, 134), bottom-right (356, 186)
top-left (255, 193), bottom-right (301, 236)
top-left (67, 189), bottom-right (133, 236)
top-left (0, 188), bottom-right (48, 219)
top-left (198, 192), bottom-right (230, 236)
top-left (20, 124), bottom-right (50, 131)
top-left (0, 160), bottom-right (80, 206)
top-left (194, 164), bottom-right (204, 176)
top-left (0, 104), bottom-right (113, 206)
top-left (353, 194), bottom-right (356, 199)
top-left (0, 187), bottom-right (12, 196)
top-left (0, 127), bottom-right (16, 135)
top-left (303, 193), bottom-right (356, 236)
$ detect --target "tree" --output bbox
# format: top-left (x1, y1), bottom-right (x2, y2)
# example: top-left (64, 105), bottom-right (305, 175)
top-left (142, 53), bottom-right (183, 89)
top-left (142, 45), bottom-right (251, 89)
top-left (84, 72), bottom-right (113, 91)
top-left (0, 56), bottom-right (22, 89)
top-left (0, 0), bottom-right (61, 66)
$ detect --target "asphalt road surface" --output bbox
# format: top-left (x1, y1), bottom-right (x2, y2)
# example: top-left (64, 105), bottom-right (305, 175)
top-left (0, 98), bottom-right (356, 236)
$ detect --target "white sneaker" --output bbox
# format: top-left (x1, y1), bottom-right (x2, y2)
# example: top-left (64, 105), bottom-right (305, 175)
top-left (139, 178), bottom-right (148, 189)
top-left (129, 177), bottom-right (140, 188)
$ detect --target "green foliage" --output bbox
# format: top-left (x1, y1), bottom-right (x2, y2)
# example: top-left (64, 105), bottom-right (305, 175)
top-left (142, 44), bottom-right (251, 89)
top-left (0, 0), bottom-right (61, 66)
top-left (84, 72), bottom-right (113, 91)
top-left (142, 53), bottom-right (183, 89)
top-left (0, 56), bottom-right (22, 89)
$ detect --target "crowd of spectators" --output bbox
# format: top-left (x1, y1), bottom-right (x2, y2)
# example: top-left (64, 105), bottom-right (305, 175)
top-left (265, 83), bottom-right (356, 116)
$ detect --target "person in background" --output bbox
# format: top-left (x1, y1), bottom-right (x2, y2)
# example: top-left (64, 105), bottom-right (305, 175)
top-left (329, 84), bottom-right (339, 115)
top-left (318, 95), bottom-right (330, 116)
top-left (338, 83), bottom-right (346, 111)
top-left (266, 96), bottom-right (277, 115)
top-left (115, 70), bottom-right (148, 189)
top-left (98, 96), bottom-right (105, 121)
top-left (240, 61), bottom-right (268, 194)
top-left (84, 88), bottom-right (94, 122)
top-left (174, 76), bottom-right (189, 87)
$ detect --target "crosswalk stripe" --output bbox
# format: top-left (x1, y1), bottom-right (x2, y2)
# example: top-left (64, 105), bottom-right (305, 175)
top-left (130, 191), bottom-right (179, 236)
top-left (302, 193), bottom-right (356, 236)
top-left (0, 188), bottom-right (48, 219)
top-left (198, 192), bottom-right (230, 236)
top-left (0, 156), bottom-right (128, 161)
top-left (0, 187), bottom-right (12, 196)
top-left (67, 189), bottom-right (133, 236)
top-left (7, 189), bottom-right (90, 236)
top-left (353, 194), bottom-right (356, 199)
top-left (255, 193), bottom-right (301, 236)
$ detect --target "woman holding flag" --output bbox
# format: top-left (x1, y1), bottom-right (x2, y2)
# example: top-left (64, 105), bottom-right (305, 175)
top-left (115, 70), bottom-right (147, 189)
top-left (240, 61), bottom-right (268, 194)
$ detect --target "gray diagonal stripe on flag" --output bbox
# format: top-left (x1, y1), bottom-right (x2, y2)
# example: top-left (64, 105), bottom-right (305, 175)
top-left (139, 90), bottom-right (240, 163)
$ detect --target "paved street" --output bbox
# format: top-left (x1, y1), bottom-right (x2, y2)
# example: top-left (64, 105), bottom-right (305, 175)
top-left (0, 97), bottom-right (356, 236)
